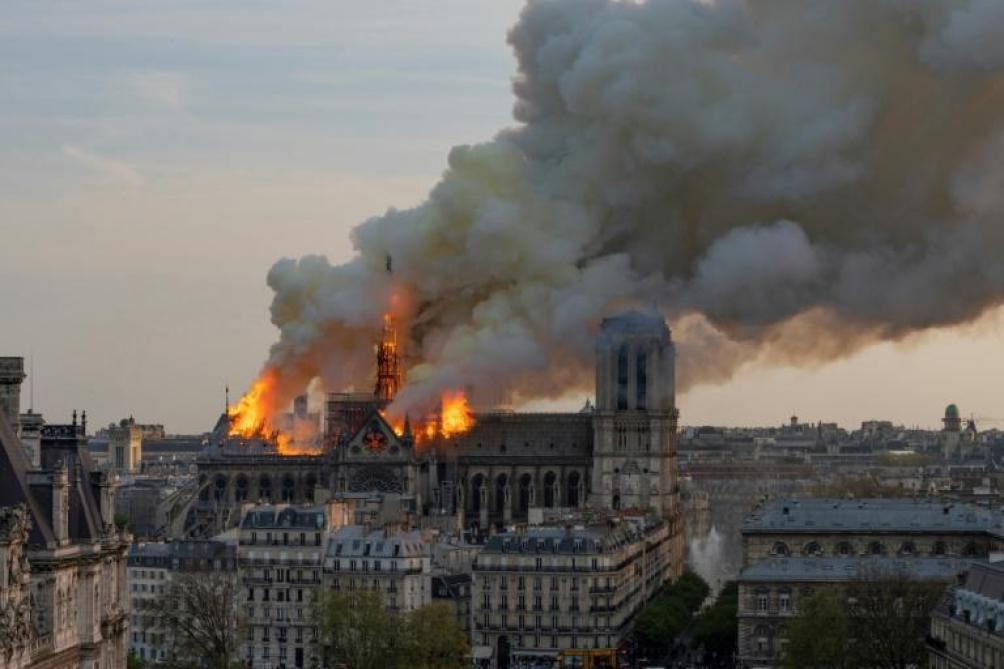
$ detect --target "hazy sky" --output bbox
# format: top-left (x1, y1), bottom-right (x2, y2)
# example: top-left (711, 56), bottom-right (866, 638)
top-left (3, 0), bottom-right (1003, 434)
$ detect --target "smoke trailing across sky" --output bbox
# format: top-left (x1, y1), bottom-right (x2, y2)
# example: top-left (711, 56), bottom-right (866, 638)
top-left (263, 0), bottom-right (1004, 418)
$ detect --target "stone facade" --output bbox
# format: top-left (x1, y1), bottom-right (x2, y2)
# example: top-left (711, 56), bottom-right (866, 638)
top-left (239, 504), bottom-right (349, 669)
top-left (0, 407), bottom-right (131, 669)
top-left (471, 514), bottom-right (673, 668)
top-left (741, 498), bottom-right (1003, 567)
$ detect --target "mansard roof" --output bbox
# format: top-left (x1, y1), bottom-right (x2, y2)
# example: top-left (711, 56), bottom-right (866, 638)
top-left (743, 498), bottom-right (1003, 535)
top-left (0, 411), bottom-right (54, 545)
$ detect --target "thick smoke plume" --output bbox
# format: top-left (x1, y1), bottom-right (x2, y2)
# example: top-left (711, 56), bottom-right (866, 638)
top-left (261, 0), bottom-right (1004, 418)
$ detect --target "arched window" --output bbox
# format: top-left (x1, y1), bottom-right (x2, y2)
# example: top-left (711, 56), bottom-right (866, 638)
top-left (543, 472), bottom-right (557, 508)
top-left (259, 474), bottom-right (272, 501)
top-left (835, 541), bottom-right (853, 556)
top-left (471, 474), bottom-right (484, 514)
top-left (754, 625), bottom-right (770, 654)
top-left (636, 351), bottom-right (647, 410)
top-left (867, 541), bottom-right (885, 556)
top-left (282, 475), bottom-right (296, 502)
top-left (932, 540), bottom-right (948, 556)
top-left (235, 475), bottom-right (249, 502)
top-left (495, 474), bottom-right (508, 515)
top-left (616, 344), bottom-right (629, 410)
top-left (771, 542), bottom-right (790, 557)
top-left (567, 471), bottom-right (581, 508)
top-left (899, 541), bottom-right (916, 556)
top-left (963, 542), bottom-right (980, 558)
top-left (518, 474), bottom-right (532, 514)
top-left (803, 542), bottom-right (822, 557)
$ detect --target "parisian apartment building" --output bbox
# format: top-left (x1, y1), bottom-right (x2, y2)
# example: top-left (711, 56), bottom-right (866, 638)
top-left (471, 512), bottom-right (673, 666)
top-left (928, 560), bottom-right (1004, 668)
top-left (127, 540), bottom-right (238, 663)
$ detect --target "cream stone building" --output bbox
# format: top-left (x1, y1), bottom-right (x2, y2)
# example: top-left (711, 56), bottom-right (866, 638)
top-left (472, 513), bottom-right (674, 668)
top-left (0, 401), bottom-right (130, 669)
top-left (127, 539), bottom-right (238, 663)
top-left (741, 498), bottom-right (1003, 567)
top-left (324, 524), bottom-right (434, 613)
top-left (238, 504), bottom-right (348, 669)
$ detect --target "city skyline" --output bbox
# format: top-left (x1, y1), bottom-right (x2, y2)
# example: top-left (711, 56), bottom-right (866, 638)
top-left (4, 0), bottom-right (1004, 434)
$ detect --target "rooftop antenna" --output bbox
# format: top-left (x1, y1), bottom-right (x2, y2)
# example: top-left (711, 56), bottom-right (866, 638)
top-left (225, 384), bottom-right (230, 415)
top-left (28, 353), bottom-right (34, 413)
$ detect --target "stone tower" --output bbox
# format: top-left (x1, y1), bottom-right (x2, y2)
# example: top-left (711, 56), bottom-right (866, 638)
top-left (0, 357), bottom-right (25, 433)
top-left (591, 311), bottom-right (679, 517)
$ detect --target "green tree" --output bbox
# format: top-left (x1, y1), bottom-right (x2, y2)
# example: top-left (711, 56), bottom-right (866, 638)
top-left (127, 651), bottom-right (145, 669)
top-left (784, 587), bottom-right (851, 669)
top-left (693, 581), bottom-right (738, 662)
top-left (404, 602), bottom-right (469, 669)
top-left (318, 590), bottom-right (404, 669)
top-left (632, 571), bottom-right (710, 655)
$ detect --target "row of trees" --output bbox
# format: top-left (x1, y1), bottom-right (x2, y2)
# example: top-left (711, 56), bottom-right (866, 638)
top-left (692, 581), bottom-right (738, 665)
top-left (632, 570), bottom-right (710, 656)
top-left (134, 573), bottom-right (468, 669)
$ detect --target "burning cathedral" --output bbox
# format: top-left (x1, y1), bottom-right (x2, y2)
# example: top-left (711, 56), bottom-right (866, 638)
top-left (177, 310), bottom-right (683, 552)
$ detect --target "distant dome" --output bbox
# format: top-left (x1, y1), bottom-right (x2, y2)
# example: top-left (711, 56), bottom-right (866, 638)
top-left (945, 404), bottom-right (960, 419)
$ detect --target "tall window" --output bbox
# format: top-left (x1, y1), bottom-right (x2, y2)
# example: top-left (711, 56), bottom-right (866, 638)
top-left (616, 344), bottom-right (629, 410)
top-left (636, 351), bottom-right (647, 410)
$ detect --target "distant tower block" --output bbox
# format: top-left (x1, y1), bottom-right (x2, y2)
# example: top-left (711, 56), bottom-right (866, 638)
top-left (375, 314), bottom-right (402, 403)
top-left (0, 357), bottom-right (26, 431)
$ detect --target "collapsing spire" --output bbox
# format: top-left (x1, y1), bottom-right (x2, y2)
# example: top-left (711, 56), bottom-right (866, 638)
top-left (375, 313), bottom-right (402, 403)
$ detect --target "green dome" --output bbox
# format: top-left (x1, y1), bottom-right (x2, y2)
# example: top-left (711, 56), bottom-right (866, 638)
top-left (945, 404), bottom-right (960, 419)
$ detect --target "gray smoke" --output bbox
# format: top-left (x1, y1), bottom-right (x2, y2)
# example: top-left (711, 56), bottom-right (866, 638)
top-left (260, 0), bottom-right (1004, 418)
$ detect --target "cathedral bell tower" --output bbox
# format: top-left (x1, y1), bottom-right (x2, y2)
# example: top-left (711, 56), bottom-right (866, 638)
top-left (591, 311), bottom-right (679, 518)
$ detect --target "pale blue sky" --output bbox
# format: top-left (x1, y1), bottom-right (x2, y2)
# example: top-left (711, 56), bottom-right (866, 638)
top-left (3, 1), bottom-right (1003, 433)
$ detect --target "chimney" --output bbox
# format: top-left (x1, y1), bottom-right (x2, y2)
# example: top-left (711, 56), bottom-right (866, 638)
top-left (0, 357), bottom-right (26, 432)
top-left (51, 461), bottom-right (70, 545)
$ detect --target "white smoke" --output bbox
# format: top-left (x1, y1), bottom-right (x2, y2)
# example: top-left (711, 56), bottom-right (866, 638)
top-left (688, 525), bottom-right (726, 592)
top-left (259, 0), bottom-right (1004, 417)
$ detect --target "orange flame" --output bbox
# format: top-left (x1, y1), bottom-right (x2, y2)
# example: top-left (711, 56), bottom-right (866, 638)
top-left (440, 391), bottom-right (473, 437)
top-left (227, 369), bottom-right (315, 455)
top-left (384, 390), bottom-right (475, 443)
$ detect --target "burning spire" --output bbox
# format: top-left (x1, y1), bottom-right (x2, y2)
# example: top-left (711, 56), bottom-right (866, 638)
top-left (375, 313), bottom-right (402, 403)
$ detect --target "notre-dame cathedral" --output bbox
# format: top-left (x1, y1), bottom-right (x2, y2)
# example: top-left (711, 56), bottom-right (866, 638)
top-left (180, 310), bottom-right (683, 550)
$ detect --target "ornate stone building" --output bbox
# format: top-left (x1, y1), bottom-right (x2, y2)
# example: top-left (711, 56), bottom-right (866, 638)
top-left (0, 399), bottom-right (130, 669)
top-left (180, 312), bottom-right (684, 565)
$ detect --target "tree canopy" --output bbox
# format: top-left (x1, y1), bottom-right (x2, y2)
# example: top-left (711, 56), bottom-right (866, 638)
top-left (633, 570), bottom-right (710, 655)
top-left (318, 590), bottom-right (469, 669)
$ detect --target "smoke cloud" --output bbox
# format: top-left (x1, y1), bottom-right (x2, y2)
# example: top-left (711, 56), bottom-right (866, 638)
top-left (261, 0), bottom-right (1004, 417)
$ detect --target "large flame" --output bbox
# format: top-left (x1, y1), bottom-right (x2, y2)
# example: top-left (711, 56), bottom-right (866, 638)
top-left (228, 369), bottom-right (316, 455)
top-left (383, 390), bottom-right (474, 443)
top-left (440, 391), bottom-right (473, 438)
